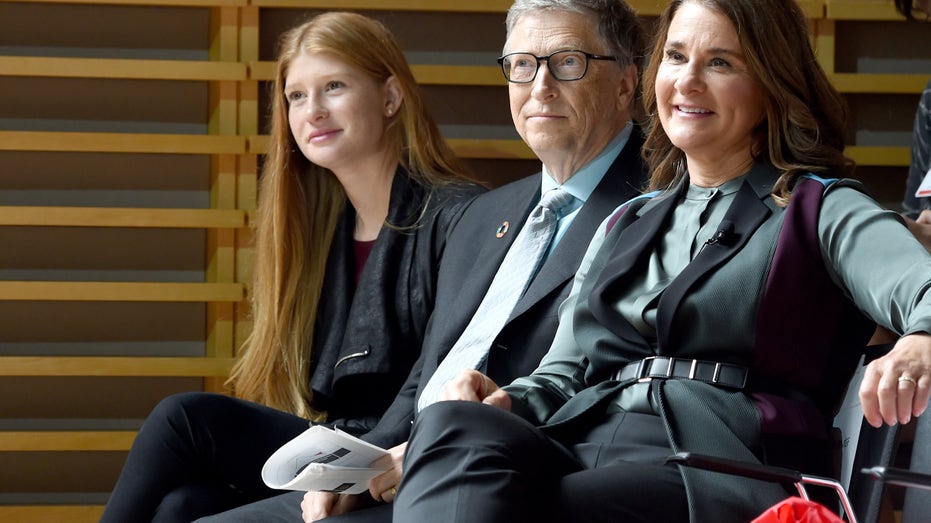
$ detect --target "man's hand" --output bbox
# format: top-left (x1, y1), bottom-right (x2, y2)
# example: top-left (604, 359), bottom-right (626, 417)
top-left (301, 491), bottom-right (362, 522)
top-left (368, 443), bottom-right (407, 503)
top-left (441, 369), bottom-right (511, 410)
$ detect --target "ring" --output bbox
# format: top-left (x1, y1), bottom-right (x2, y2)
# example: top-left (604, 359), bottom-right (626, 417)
top-left (898, 376), bottom-right (917, 385)
top-left (389, 487), bottom-right (397, 496)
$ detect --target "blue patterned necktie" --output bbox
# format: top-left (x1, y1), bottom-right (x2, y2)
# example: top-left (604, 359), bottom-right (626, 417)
top-left (418, 188), bottom-right (577, 411)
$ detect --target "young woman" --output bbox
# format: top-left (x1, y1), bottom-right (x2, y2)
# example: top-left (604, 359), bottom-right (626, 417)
top-left (99, 12), bottom-right (483, 522)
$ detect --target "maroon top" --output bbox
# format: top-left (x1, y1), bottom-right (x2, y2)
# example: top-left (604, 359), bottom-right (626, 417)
top-left (353, 239), bottom-right (376, 285)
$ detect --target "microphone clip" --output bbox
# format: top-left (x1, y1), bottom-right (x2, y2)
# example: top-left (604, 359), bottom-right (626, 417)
top-left (704, 220), bottom-right (735, 247)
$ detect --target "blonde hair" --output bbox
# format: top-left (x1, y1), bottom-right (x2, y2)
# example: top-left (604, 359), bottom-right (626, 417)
top-left (227, 12), bottom-right (468, 418)
top-left (641, 0), bottom-right (852, 203)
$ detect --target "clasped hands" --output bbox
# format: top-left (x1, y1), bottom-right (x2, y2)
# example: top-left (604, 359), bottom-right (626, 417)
top-left (301, 369), bottom-right (503, 522)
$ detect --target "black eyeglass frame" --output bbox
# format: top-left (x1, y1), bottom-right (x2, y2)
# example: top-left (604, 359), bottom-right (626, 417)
top-left (496, 49), bottom-right (618, 84)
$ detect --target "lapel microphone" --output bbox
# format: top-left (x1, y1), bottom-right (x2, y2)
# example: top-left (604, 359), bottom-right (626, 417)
top-left (704, 220), bottom-right (735, 246)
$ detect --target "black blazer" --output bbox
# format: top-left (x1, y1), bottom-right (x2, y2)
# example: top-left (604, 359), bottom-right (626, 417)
top-left (363, 129), bottom-right (648, 449)
top-left (312, 169), bottom-right (485, 434)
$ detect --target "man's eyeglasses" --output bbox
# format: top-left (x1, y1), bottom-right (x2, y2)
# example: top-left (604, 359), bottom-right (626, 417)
top-left (497, 50), bottom-right (618, 83)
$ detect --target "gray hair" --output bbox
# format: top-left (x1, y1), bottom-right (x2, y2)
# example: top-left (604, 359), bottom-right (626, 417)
top-left (504, 0), bottom-right (644, 70)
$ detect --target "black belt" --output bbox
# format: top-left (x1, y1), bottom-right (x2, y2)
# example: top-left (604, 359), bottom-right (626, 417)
top-left (612, 356), bottom-right (748, 389)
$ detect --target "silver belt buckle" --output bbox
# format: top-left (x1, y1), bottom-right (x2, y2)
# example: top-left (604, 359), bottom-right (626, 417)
top-left (636, 356), bottom-right (656, 383)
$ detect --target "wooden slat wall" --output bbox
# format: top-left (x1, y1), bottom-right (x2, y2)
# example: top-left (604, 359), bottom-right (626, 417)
top-left (0, 1), bottom-right (926, 521)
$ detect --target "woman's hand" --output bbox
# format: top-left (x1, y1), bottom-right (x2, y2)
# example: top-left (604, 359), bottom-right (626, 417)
top-left (301, 491), bottom-right (361, 522)
top-left (368, 443), bottom-right (407, 503)
top-left (440, 369), bottom-right (511, 410)
top-left (860, 333), bottom-right (931, 427)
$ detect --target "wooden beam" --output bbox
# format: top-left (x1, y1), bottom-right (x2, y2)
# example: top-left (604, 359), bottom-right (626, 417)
top-left (0, 207), bottom-right (246, 228)
top-left (0, 282), bottom-right (244, 302)
top-left (0, 431), bottom-right (136, 451)
top-left (249, 61), bottom-right (505, 86)
top-left (0, 356), bottom-right (235, 376)
top-left (0, 56), bottom-right (245, 81)
top-left (10, 0), bottom-right (243, 5)
top-left (249, 135), bottom-right (535, 160)
top-left (845, 146), bottom-right (910, 167)
top-left (826, 0), bottom-right (904, 20)
top-left (0, 506), bottom-right (103, 523)
top-left (447, 138), bottom-right (536, 160)
top-left (830, 73), bottom-right (931, 94)
top-left (0, 131), bottom-right (246, 154)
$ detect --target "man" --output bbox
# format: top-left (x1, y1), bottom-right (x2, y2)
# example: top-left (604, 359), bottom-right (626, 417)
top-left (200, 0), bottom-right (647, 520)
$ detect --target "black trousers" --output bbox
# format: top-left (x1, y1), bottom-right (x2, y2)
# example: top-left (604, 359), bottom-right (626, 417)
top-left (99, 392), bottom-right (309, 522)
top-left (393, 401), bottom-right (689, 523)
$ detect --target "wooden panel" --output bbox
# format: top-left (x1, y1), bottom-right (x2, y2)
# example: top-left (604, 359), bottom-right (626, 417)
top-left (826, 0), bottom-right (904, 20)
top-left (0, 282), bottom-right (243, 301)
top-left (831, 73), bottom-right (931, 94)
top-left (11, 0), bottom-right (243, 5)
top-left (0, 207), bottom-right (246, 228)
top-left (0, 356), bottom-right (235, 376)
top-left (249, 61), bottom-right (505, 86)
top-left (248, 134), bottom-right (534, 160)
top-left (0, 131), bottom-right (246, 154)
top-left (798, 0), bottom-right (826, 17)
top-left (0, 506), bottom-right (103, 523)
top-left (0, 56), bottom-right (245, 81)
top-left (0, 431), bottom-right (135, 451)
top-left (251, 0), bottom-right (669, 15)
top-left (249, 0), bottom-right (521, 12)
top-left (447, 138), bottom-right (536, 160)
top-left (846, 146), bottom-right (911, 167)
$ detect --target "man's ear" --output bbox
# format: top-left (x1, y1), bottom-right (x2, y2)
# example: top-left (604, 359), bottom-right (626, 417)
top-left (616, 63), bottom-right (639, 111)
top-left (384, 75), bottom-right (403, 116)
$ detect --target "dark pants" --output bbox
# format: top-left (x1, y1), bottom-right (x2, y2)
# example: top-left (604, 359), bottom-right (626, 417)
top-left (99, 392), bottom-right (309, 522)
top-left (393, 401), bottom-right (689, 523)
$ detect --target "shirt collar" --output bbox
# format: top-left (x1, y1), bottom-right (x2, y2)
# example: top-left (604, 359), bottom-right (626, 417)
top-left (541, 121), bottom-right (633, 203)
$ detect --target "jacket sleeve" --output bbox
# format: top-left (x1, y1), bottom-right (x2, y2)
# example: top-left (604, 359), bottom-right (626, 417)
top-left (820, 182), bottom-right (931, 336)
top-left (359, 337), bottom-right (425, 449)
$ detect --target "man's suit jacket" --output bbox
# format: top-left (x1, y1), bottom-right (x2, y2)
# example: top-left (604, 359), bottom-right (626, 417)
top-left (361, 129), bottom-right (647, 449)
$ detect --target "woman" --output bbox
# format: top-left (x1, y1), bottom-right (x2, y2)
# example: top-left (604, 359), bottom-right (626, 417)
top-left (393, 1), bottom-right (931, 522)
top-left (100, 12), bottom-right (482, 522)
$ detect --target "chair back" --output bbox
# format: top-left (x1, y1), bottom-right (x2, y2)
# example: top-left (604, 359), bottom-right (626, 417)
top-left (901, 413), bottom-right (931, 523)
top-left (832, 343), bottom-right (901, 523)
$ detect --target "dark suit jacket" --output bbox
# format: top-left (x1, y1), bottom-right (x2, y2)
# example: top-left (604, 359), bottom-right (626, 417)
top-left (312, 169), bottom-right (485, 434)
top-left (362, 129), bottom-right (648, 449)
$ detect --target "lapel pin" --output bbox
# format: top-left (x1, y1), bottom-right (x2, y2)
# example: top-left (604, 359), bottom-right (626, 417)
top-left (496, 221), bottom-right (510, 238)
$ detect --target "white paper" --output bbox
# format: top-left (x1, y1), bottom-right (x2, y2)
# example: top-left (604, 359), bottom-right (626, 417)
top-left (915, 167), bottom-right (931, 198)
top-left (833, 354), bottom-right (866, 490)
top-left (262, 425), bottom-right (389, 494)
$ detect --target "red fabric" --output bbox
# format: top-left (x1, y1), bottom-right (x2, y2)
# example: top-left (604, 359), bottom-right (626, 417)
top-left (751, 497), bottom-right (846, 523)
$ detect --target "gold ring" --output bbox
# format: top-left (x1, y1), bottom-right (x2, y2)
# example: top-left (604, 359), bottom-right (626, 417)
top-left (389, 487), bottom-right (398, 496)
top-left (898, 376), bottom-right (917, 385)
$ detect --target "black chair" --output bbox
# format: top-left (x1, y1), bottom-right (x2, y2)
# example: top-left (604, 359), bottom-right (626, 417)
top-left (667, 343), bottom-right (901, 523)
top-left (862, 411), bottom-right (931, 523)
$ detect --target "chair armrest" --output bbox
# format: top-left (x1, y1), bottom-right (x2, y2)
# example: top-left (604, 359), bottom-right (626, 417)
top-left (666, 452), bottom-right (803, 484)
top-left (862, 466), bottom-right (931, 492)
